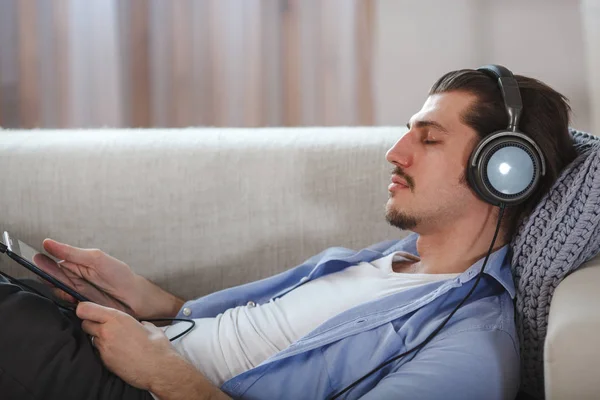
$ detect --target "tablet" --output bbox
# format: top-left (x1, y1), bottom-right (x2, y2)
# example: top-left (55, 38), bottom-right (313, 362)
top-left (2, 231), bottom-right (90, 302)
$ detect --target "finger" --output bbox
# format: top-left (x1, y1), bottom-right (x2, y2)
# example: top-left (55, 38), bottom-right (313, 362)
top-left (142, 321), bottom-right (168, 340)
top-left (33, 277), bottom-right (74, 300)
top-left (50, 268), bottom-right (130, 313)
top-left (36, 276), bottom-right (54, 287)
top-left (81, 319), bottom-right (103, 337)
top-left (53, 288), bottom-right (77, 303)
top-left (57, 266), bottom-right (122, 305)
top-left (76, 301), bottom-right (116, 323)
top-left (43, 239), bottom-right (100, 266)
top-left (33, 253), bottom-right (66, 278)
top-left (56, 260), bottom-right (89, 281)
top-left (53, 260), bottom-right (87, 282)
top-left (32, 255), bottom-right (81, 298)
top-left (141, 321), bottom-right (159, 331)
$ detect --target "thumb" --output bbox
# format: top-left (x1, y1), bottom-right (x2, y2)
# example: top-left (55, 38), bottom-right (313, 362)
top-left (43, 238), bottom-right (98, 266)
top-left (141, 321), bottom-right (166, 337)
top-left (141, 321), bottom-right (158, 330)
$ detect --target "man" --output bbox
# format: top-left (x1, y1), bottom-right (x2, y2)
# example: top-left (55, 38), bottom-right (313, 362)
top-left (0, 67), bottom-right (577, 400)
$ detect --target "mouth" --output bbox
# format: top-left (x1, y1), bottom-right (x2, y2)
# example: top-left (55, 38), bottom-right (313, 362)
top-left (389, 175), bottom-right (410, 191)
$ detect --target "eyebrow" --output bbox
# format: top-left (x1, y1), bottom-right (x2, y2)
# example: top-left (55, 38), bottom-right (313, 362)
top-left (406, 120), bottom-right (449, 133)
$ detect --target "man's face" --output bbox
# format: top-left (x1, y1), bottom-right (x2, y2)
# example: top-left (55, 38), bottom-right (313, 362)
top-left (385, 91), bottom-right (481, 232)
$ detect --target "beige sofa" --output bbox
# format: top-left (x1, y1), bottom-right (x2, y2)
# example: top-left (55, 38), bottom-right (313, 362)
top-left (0, 128), bottom-right (598, 399)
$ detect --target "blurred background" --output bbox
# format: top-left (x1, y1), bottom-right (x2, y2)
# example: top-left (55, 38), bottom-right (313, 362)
top-left (0, 0), bottom-right (598, 133)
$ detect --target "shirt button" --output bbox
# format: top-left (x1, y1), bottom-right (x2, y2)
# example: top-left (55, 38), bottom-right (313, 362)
top-left (182, 307), bottom-right (192, 316)
top-left (246, 301), bottom-right (256, 307)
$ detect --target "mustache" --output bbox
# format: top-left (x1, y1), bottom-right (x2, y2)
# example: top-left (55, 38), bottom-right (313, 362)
top-left (391, 167), bottom-right (415, 190)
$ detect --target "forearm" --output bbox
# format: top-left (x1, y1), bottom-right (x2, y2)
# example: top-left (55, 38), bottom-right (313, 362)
top-left (131, 275), bottom-right (185, 320)
top-left (149, 352), bottom-right (231, 400)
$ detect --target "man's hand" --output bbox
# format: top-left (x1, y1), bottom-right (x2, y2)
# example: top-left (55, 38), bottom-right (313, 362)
top-left (41, 239), bottom-right (184, 319)
top-left (77, 302), bottom-right (229, 400)
top-left (77, 302), bottom-right (174, 390)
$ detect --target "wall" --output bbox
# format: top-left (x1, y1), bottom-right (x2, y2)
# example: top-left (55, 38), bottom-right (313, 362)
top-left (581, 0), bottom-right (600, 134)
top-left (374, 0), bottom-right (593, 133)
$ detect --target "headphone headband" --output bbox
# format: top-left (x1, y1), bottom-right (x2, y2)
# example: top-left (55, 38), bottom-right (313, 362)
top-left (468, 64), bottom-right (546, 206)
top-left (477, 64), bottom-right (523, 132)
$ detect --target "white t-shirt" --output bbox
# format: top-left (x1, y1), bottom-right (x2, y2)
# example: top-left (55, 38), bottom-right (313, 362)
top-left (161, 251), bottom-right (458, 388)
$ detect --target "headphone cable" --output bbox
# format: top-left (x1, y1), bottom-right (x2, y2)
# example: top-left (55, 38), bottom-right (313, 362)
top-left (329, 203), bottom-right (506, 399)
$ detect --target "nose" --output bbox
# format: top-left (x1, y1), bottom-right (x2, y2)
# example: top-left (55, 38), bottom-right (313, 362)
top-left (386, 131), bottom-right (414, 168)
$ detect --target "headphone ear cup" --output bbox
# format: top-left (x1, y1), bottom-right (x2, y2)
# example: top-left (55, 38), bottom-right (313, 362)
top-left (468, 131), bottom-right (544, 206)
top-left (467, 144), bottom-right (502, 205)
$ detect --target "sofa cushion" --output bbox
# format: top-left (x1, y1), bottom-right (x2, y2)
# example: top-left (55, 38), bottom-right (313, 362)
top-left (511, 129), bottom-right (600, 398)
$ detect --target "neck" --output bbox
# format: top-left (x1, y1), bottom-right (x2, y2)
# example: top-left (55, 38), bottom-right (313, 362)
top-left (407, 207), bottom-right (507, 274)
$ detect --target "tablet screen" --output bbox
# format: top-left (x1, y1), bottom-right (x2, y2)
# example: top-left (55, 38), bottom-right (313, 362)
top-left (16, 239), bottom-right (50, 263)
top-left (10, 238), bottom-right (61, 272)
top-left (3, 231), bottom-right (90, 302)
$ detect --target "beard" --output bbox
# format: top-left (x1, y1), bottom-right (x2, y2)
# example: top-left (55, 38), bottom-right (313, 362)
top-left (386, 166), bottom-right (419, 230)
top-left (384, 168), bottom-right (471, 231)
top-left (385, 205), bottom-right (418, 230)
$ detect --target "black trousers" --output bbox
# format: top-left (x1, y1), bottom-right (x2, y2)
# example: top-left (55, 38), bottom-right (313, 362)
top-left (0, 276), bottom-right (153, 400)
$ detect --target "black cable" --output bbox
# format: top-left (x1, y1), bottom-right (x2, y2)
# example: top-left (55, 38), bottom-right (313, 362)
top-left (329, 204), bottom-right (506, 399)
top-left (142, 318), bottom-right (196, 342)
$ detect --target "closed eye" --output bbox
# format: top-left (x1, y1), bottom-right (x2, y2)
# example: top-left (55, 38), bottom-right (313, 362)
top-left (423, 140), bottom-right (439, 145)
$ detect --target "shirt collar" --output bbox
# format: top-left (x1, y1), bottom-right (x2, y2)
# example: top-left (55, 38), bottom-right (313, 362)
top-left (386, 233), bottom-right (516, 298)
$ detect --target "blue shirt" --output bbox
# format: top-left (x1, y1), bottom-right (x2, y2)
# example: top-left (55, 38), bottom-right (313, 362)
top-left (176, 233), bottom-right (520, 399)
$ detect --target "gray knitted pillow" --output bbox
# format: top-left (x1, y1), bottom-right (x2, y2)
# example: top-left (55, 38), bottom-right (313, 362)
top-left (511, 129), bottom-right (600, 399)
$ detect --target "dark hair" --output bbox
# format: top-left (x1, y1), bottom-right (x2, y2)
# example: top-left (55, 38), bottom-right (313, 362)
top-left (429, 69), bottom-right (579, 241)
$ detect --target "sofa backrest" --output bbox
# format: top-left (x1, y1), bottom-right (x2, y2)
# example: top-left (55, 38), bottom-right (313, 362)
top-left (0, 128), bottom-right (407, 299)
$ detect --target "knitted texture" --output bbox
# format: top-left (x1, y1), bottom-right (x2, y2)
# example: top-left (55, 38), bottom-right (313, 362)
top-left (511, 129), bottom-right (600, 398)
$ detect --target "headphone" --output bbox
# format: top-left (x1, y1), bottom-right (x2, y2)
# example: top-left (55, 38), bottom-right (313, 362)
top-left (330, 65), bottom-right (544, 399)
top-left (468, 64), bottom-right (546, 206)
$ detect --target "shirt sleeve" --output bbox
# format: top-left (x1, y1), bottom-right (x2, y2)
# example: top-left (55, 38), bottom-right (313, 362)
top-left (357, 328), bottom-right (520, 400)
